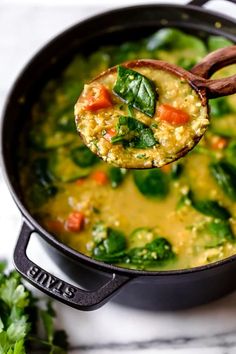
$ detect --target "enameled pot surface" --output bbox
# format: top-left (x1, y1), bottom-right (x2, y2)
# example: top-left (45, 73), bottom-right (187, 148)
top-left (1, 0), bottom-right (236, 310)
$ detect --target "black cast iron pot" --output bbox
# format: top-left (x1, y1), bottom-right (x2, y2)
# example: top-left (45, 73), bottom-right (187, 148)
top-left (2, 0), bottom-right (236, 311)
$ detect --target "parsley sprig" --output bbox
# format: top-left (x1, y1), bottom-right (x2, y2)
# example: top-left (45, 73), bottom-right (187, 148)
top-left (0, 261), bottom-right (68, 354)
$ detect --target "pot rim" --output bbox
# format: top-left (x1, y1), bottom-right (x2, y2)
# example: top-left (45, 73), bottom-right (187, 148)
top-left (1, 2), bottom-right (236, 278)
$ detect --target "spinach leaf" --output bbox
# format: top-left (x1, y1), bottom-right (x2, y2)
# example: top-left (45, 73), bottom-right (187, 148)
top-left (29, 183), bottom-right (57, 208)
top-left (70, 145), bottom-right (99, 167)
top-left (104, 229), bottom-right (126, 254)
top-left (146, 28), bottom-right (206, 55)
top-left (225, 140), bottom-right (236, 167)
top-left (57, 113), bottom-right (76, 132)
top-left (177, 57), bottom-right (197, 70)
top-left (113, 66), bottom-right (157, 117)
top-left (192, 200), bottom-right (230, 220)
top-left (91, 224), bottom-right (175, 267)
top-left (127, 237), bottom-right (174, 266)
top-left (189, 191), bottom-right (231, 220)
top-left (133, 169), bottom-right (169, 198)
top-left (93, 227), bottom-right (127, 262)
top-left (204, 219), bottom-right (235, 248)
top-left (29, 127), bottom-right (74, 150)
top-left (171, 163), bottom-right (183, 180)
top-left (111, 116), bottom-right (157, 148)
top-left (136, 128), bottom-right (157, 148)
top-left (93, 249), bottom-right (126, 263)
top-left (48, 148), bottom-right (91, 182)
top-left (207, 35), bottom-right (233, 52)
top-left (108, 167), bottom-right (127, 188)
top-left (176, 192), bottom-right (191, 210)
top-left (29, 158), bottom-right (58, 208)
top-left (33, 158), bottom-right (53, 187)
top-left (210, 161), bottom-right (236, 201)
top-left (209, 97), bottom-right (232, 118)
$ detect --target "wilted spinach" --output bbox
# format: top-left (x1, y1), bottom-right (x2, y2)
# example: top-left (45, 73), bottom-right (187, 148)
top-left (210, 161), bottom-right (236, 201)
top-left (111, 116), bottom-right (157, 148)
top-left (133, 169), bottom-right (169, 198)
top-left (113, 66), bottom-right (157, 117)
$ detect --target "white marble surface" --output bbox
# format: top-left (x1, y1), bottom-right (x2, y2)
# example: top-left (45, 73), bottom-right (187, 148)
top-left (1, 0), bottom-right (236, 353)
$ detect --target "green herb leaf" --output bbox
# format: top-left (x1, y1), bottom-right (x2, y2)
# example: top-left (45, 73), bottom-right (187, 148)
top-left (146, 28), bottom-right (206, 55)
top-left (189, 191), bottom-right (231, 220)
top-left (56, 113), bottom-right (76, 133)
top-left (0, 332), bottom-right (11, 353)
top-left (104, 229), bottom-right (126, 254)
top-left (11, 339), bottom-right (25, 354)
top-left (209, 97), bottom-right (232, 118)
top-left (93, 227), bottom-right (127, 262)
top-left (70, 145), bottom-right (99, 167)
top-left (108, 167), bottom-right (127, 188)
top-left (29, 158), bottom-right (58, 208)
top-left (6, 316), bottom-right (29, 343)
top-left (136, 128), bottom-right (157, 148)
top-left (40, 301), bottom-right (55, 344)
top-left (29, 183), bottom-right (58, 208)
top-left (133, 169), bottom-right (169, 198)
top-left (32, 158), bottom-right (53, 188)
top-left (225, 140), bottom-right (236, 168)
top-left (204, 219), bottom-right (235, 248)
top-left (0, 263), bottom-right (69, 354)
top-left (210, 161), bottom-right (236, 201)
top-left (127, 237), bottom-right (174, 266)
top-left (208, 35), bottom-right (233, 52)
top-left (171, 163), bottom-right (183, 180)
top-left (177, 57), bottom-right (197, 70)
top-left (0, 275), bottom-right (29, 309)
top-left (113, 66), bottom-right (157, 117)
top-left (48, 147), bottom-right (91, 183)
top-left (0, 261), bottom-right (7, 273)
top-left (111, 116), bottom-right (157, 148)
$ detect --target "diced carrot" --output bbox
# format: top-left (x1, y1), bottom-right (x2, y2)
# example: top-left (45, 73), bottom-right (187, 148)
top-left (83, 83), bottom-right (112, 111)
top-left (65, 211), bottom-right (85, 233)
top-left (45, 220), bottom-right (64, 234)
top-left (75, 178), bottom-right (86, 186)
top-left (104, 128), bottom-right (116, 142)
top-left (91, 170), bottom-right (108, 185)
top-left (160, 164), bottom-right (171, 173)
top-left (211, 136), bottom-right (228, 150)
top-left (157, 104), bottom-right (190, 125)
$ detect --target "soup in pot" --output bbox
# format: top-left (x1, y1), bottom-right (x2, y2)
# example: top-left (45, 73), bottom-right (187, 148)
top-left (18, 28), bottom-right (236, 271)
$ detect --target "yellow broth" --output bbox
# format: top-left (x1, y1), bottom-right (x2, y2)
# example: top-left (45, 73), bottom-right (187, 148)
top-left (18, 29), bottom-right (236, 271)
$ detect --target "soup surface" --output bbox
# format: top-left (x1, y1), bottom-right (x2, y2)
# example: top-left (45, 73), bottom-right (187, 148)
top-left (18, 28), bottom-right (236, 271)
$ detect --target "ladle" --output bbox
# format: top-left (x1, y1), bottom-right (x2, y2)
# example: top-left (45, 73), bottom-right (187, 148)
top-left (75, 46), bottom-right (236, 169)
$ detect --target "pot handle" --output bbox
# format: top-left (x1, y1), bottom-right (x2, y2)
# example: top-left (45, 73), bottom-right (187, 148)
top-left (14, 222), bottom-right (130, 311)
top-left (188, 0), bottom-right (235, 6)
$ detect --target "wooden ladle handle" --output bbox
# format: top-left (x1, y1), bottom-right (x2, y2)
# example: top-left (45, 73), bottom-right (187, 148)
top-left (190, 46), bottom-right (236, 79)
top-left (190, 46), bottom-right (236, 99)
